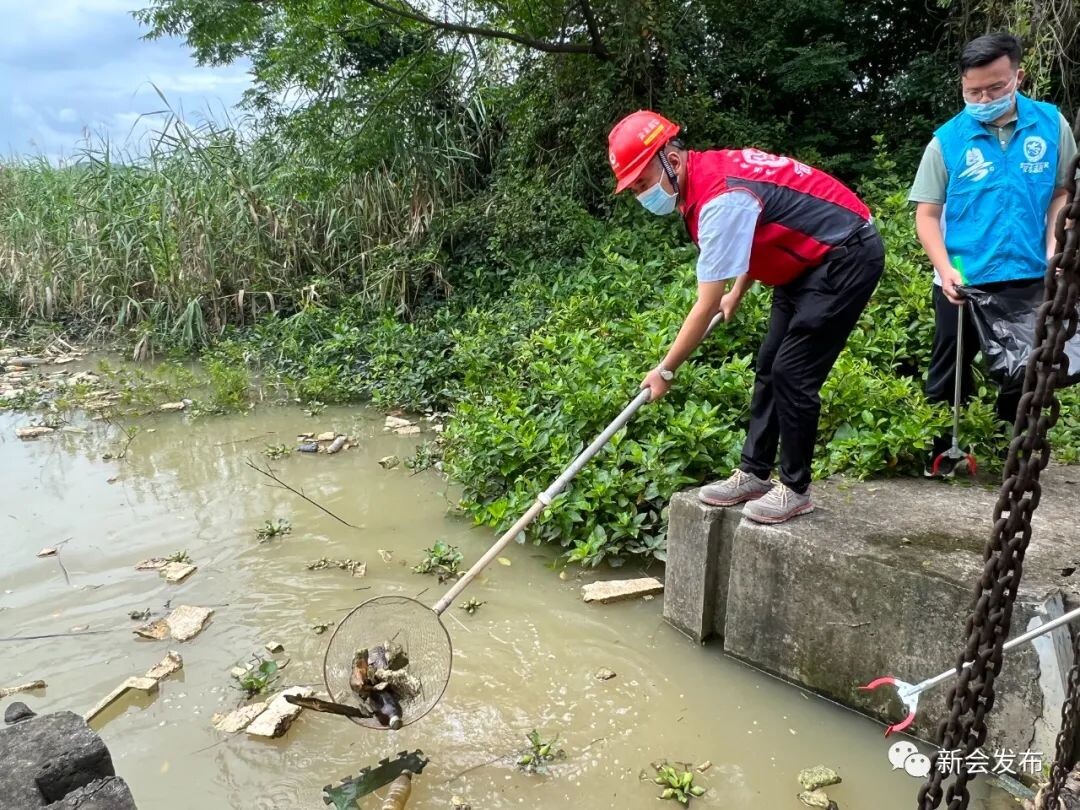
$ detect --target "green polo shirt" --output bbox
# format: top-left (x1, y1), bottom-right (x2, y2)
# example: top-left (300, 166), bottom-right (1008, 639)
top-left (909, 111), bottom-right (1077, 204)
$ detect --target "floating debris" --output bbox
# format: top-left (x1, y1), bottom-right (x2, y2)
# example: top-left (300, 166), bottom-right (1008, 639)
top-left (323, 750), bottom-right (430, 809)
top-left (798, 766), bottom-right (841, 792)
top-left (326, 435), bottom-right (348, 454)
top-left (256, 518), bottom-right (292, 542)
top-left (245, 686), bottom-right (315, 738)
top-left (349, 641), bottom-right (418, 729)
top-left (379, 773), bottom-right (412, 810)
top-left (582, 577), bottom-right (664, 604)
top-left (133, 620), bottom-right (170, 640)
top-left (797, 789), bottom-right (838, 809)
top-left (36, 547), bottom-right (57, 558)
top-left (306, 558), bottom-right (366, 576)
top-left (312, 622), bottom-right (334, 635)
top-left (460, 598), bottom-right (485, 615)
top-left (84, 676), bottom-right (159, 723)
top-left (384, 416), bottom-right (412, 431)
top-left (158, 401), bottom-right (186, 412)
top-left (297, 442), bottom-right (319, 453)
top-left (160, 562), bottom-right (197, 583)
top-left (144, 651), bottom-right (183, 681)
top-left (0, 679), bottom-right (46, 699)
top-left (134, 605), bottom-right (214, 642)
top-left (212, 701), bottom-right (268, 733)
top-left (16, 426), bottom-right (55, 440)
top-left (265, 641), bottom-right (285, 654)
top-left (594, 668), bottom-right (616, 681)
top-left (379, 455), bottom-right (400, 470)
top-left (128, 609), bottom-right (151, 621)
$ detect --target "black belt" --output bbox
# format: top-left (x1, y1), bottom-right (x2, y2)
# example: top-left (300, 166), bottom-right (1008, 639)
top-left (826, 220), bottom-right (877, 259)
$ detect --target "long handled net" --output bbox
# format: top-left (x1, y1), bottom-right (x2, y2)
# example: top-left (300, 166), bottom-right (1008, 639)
top-left (322, 313), bottom-right (726, 729)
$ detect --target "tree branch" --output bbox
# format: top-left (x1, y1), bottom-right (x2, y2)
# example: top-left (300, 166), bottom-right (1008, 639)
top-left (577, 0), bottom-right (605, 56)
top-left (360, 0), bottom-right (607, 57)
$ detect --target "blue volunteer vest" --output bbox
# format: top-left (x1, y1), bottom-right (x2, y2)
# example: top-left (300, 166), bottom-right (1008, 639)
top-left (936, 93), bottom-right (1059, 284)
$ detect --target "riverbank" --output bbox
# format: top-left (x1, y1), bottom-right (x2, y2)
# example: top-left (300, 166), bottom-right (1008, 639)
top-left (1, 403), bottom-right (1019, 809)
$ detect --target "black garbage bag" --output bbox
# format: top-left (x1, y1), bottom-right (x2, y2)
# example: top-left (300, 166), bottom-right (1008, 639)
top-left (960, 283), bottom-right (1080, 388)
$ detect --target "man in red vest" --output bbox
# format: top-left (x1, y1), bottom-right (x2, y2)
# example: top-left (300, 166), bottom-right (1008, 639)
top-left (609, 111), bottom-right (884, 524)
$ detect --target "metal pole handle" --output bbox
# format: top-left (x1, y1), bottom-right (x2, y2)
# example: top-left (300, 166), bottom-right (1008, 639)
top-left (913, 602), bottom-right (1080, 695)
top-left (432, 310), bottom-right (727, 615)
top-left (952, 301), bottom-right (964, 446)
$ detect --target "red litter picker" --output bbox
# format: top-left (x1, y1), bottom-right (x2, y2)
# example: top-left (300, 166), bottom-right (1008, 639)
top-left (858, 602), bottom-right (1080, 735)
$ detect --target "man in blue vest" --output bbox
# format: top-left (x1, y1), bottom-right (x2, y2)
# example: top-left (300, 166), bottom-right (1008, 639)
top-left (909, 32), bottom-right (1076, 474)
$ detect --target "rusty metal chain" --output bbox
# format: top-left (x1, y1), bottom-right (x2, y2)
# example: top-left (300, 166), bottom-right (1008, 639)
top-left (918, 111), bottom-right (1080, 810)
top-left (1040, 624), bottom-right (1080, 807)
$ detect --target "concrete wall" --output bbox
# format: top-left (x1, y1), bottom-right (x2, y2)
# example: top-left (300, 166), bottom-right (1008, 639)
top-left (663, 472), bottom-right (1080, 755)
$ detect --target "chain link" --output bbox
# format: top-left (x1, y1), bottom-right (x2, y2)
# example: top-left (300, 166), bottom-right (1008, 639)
top-left (1040, 624), bottom-right (1080, 807)
top-left (918, 112), bottom-right (1080, 810)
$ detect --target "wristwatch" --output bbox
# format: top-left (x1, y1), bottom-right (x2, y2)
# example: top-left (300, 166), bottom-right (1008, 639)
top-left (657, 365), bottom-right (675, 381)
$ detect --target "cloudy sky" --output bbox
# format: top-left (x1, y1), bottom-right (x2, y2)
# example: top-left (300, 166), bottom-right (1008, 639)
top-left (1, 0), bottom-right (252, 161)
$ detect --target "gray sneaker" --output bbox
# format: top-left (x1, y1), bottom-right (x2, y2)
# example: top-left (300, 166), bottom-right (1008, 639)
top-left (698, 469), bottom-right (773, 507)
top-left (742, 484), bottom-right (814, 524)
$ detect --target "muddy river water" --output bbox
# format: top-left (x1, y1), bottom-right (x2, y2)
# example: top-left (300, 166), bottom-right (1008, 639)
top-left (1, 404), bottom-right (1018, 809)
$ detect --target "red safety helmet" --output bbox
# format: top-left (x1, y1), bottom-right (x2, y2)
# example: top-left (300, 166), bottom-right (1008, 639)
top-left (608, 110), bottom-right (681, 193)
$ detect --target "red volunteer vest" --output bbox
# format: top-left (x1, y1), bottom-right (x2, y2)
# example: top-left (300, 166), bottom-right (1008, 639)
top-left (680, 149), bottom-right (871, 286)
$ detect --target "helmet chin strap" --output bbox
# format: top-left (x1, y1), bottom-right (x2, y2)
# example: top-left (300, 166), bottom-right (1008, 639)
top-left (657, 150), bottom-right (680, 196)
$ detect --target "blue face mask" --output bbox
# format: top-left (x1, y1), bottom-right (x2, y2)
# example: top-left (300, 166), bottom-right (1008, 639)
top-left (964, 80), bottom-right (1017, 123)
top-left (636, 178), bottom-right (678, 216)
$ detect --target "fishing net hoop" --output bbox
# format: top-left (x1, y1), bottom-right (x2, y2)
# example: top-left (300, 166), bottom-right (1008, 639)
top-left (322, 595), bottom-right (453, 730)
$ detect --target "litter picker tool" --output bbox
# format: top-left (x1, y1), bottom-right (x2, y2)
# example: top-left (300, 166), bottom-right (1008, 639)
top-left (931, 264), bottom-right (977, 477)
top-left (858, 603), bottom-right (1080, 735)
top-left (321, 311), bottom-right (727, 728)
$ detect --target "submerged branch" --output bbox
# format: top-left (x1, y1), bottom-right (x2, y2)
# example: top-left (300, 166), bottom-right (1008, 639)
top-left (245, 460), bottom-right (361, 530)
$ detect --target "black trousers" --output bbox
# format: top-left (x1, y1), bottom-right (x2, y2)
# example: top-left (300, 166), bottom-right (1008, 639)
top-left (924, 279), bottom-right (1041, 442)
top-left (739, 225), bottom-right (885, 494)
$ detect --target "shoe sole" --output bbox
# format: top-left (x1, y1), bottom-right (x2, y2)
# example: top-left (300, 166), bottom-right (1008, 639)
top-left (698, 489), bottom-right (772, 508)
top-left (742, 502), bottom-right (815, 525)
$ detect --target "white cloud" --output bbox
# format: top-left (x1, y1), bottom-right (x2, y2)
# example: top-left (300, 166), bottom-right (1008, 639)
top-left (0, 3), bottom-right (251, 161)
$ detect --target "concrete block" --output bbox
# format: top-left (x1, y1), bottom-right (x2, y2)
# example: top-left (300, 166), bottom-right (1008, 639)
top-left (662, 467), bottom-right (1080, 754)
top-left (663, 491), bottom-right (737, 642)
top-left (0, 710), bottom-right (115, 808)
top-left (43, 777), bottom-right (137, 810)
top-left (1028, 592), bottom-right (1075, 758)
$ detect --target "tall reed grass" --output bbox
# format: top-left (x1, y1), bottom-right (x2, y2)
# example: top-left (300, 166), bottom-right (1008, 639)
top-left (0, 100), bottom-right (493, 353)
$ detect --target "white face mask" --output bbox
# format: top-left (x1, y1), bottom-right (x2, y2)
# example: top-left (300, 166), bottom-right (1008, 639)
top-left (963, 75), bottom-right (1018, 122)
top-left (635, 153), bottom-right (680, 215)
top-left (636, 177), bottom-right (678, 215)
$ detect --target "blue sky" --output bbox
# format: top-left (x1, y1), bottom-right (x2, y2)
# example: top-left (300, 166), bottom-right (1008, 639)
top-left (1, 0), bottom-right (252, 161)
